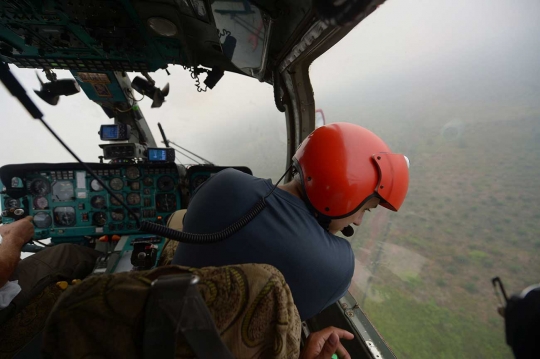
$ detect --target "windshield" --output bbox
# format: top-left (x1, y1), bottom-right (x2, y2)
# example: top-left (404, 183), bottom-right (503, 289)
top-left (211, 0), bottom-right (267, 74)
top-left (311, 0), bottom-right (540, 357)
top-left (0, 68), bottom-right (286, 183)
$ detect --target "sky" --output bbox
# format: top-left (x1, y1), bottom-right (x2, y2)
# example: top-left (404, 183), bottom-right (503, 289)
top-left (1, 0), bottom-right (539, 178)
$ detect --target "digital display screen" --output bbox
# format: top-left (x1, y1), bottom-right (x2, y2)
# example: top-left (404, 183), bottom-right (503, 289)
top-left (101, 125), bottom-right (119, 140)
top-left (148, 149), bottom-right (167, 161)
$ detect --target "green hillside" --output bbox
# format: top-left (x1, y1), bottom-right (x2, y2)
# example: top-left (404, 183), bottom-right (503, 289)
top-left (347, 117), bottom-right (540, 358)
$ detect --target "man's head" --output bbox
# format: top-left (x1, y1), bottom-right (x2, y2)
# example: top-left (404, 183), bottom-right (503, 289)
top-left (293, 122), bottom-right (409, 231)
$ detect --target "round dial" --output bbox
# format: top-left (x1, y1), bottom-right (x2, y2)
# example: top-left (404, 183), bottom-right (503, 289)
top-left (4, 198), bottom-right (20, 208)
top-left (127, 193), bottom-right (141, 205)
top-left (143, 188), bottom-right (151, 195)
top-left (34, 212), bottom-right (52, 229)
top-left (156, 193), bottom-right (177, 212)
top-left (128, 208), bottom-right (140, 220)
top-left (33, 196), bottom-right (49, 209)
top-left (109, 178), bottom-right (124, 191)
top-left (92, 211), bottom-right (107, 226)
top-left (191, 175), bottom-right (208, 191)
top-left (110, 194), bottom-right (123, 206)
top-left (111, 209), bottom-right (125, 222)
top-left (125, 166), bottom-right (140, 180)
top-left (29, 178), bottom-right (51, 196)
top-left (91, 195), bottom-right (106, 209)
top-left (52, 181), bottom-right (74, 201)
top-left (53, 207), bottom-right (76, 227)
top-left (143, 177), bottom-right (153, 186)
top-left (157, 175), bottom-right (175, 192)
top-left (90, 179), bottom-right (104, 192)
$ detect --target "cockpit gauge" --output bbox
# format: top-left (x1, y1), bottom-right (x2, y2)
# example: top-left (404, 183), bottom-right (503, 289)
top-left (191, 175), bottom-right (208, 191)
top-left (128, 208), bottom-right (140, 220)
top-left (110, 178), bottom-right (124, 191)
top-left (125, 166), bottom-right (140, 180)
top-left (92, 211), bottom-right (107, 226)
top-left (4, 198), bottom-right (20, 208)
top-left (34, 212), bottom-right (52, 228)
top-left (127, 193), bottom-right (141, 205)
top-left (130, 181), bottom-right (140, 190)
top-left (110, 194), bottom-right (123, 206)
top-left (29, 178), bottom-right (51, 196)
top-left (90, 179), bottom-right (104, 192)
top-left (157, 175), bottom-right (175, 192)
top-left (52, 181), bottom-right (74, 201)
top-left (91, 195), bottom-right (106, 209)
top-left (111, 209), bottom-right (125, 222)
top-left (53, 207), bottom-right (76, 227)
top-left (156, 193), bottom-right (177, 212)
top-left (33, 196), bottom-right (49, 209)
top-left (143, 177), bottom-right (153, 186)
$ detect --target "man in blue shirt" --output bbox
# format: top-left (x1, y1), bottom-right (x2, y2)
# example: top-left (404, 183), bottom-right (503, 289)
top-left (173, 123), bottom-right (409, 321)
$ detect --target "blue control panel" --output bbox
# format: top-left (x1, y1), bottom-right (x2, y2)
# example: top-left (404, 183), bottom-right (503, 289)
top-left (0, 162), bottom-right (182, 243)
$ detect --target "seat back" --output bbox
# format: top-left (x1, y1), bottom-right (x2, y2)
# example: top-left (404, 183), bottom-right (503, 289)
top-left (41, 264), bottom-right (301, 359)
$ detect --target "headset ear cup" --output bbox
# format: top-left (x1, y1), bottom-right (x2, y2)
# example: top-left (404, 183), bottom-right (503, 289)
top-left (373, 153), bottom-right (410, 211)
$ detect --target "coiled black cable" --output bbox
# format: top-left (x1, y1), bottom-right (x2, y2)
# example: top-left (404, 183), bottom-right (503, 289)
top-left (139, 164), bottom-right (292, 244)
top-left (139, 198), bottom-right (267, 244)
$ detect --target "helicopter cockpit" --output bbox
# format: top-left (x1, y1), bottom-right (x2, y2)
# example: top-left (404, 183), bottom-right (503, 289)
top-left (1, 0), bottom-right (539, 358)
top-left (0, 0), bottom-right (397, 358)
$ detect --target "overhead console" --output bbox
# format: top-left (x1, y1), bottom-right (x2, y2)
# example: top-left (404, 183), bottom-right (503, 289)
top-left (0, 162), bottom-right (182, 243)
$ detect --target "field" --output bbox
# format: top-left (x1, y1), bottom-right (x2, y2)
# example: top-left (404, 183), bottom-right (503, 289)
top-left (345, 116), bottom-right (540, 358)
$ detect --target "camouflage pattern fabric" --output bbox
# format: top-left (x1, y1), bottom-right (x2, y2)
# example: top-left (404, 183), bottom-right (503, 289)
top-left (159, 237), bottom-right (180, 267)
top-left (0, 283), bottom-right (63, 359)
top-left (42, 264), bottom-right (301, 359)
top-left (159, 209), bottom-right (185, 266)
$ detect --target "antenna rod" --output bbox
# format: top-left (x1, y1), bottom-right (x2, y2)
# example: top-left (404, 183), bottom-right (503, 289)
top-left (167, 140), bottom-right (214, 165)
top-left (169, 146), bottom-right (201, 164)
top-left (158, 122), bottom-right (170, 147)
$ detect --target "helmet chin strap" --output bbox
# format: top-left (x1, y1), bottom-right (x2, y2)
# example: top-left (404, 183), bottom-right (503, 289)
top-left (316, 214), bottom-right (331, 231)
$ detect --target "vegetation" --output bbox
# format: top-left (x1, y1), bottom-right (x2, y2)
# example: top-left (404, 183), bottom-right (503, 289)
top-left (363, 287), bottom-right (512, 359)
top-left (347, 117), bottom-right (540, 358)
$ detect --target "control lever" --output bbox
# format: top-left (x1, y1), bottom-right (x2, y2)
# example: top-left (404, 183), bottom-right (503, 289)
top-left (131, 242), bottom-right (158, 270)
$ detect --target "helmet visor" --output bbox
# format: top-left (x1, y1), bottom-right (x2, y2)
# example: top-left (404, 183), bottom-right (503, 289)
top-left (373, 153), bottom-right (410, 211)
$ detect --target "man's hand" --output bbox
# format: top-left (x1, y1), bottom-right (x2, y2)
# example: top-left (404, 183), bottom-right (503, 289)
top-left (0, 216), bottom-right (34, 249)
top-left (300, 326), bottom-right (355, 359)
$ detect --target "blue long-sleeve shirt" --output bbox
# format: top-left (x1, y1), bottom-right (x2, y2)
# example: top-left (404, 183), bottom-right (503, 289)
top-left (172, 169), bottom-right (354, 320)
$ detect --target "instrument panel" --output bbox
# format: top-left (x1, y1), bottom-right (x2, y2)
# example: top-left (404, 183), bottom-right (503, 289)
top-left (185, 165), bottom-right (253, 195)
top-left (0, 162), bottom-right (182, 242)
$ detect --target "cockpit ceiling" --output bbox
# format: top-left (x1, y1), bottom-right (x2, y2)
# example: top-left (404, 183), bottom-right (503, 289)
top-left (0, 0), bottom-right (219, 72)
top-left (0, 0), bottom-right (313, 80)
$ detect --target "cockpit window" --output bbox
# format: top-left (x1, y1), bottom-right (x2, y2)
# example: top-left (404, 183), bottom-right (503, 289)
top-left (211, 0), bottom-right (267, 74)
top-left (0, 67), bottom-right (286, 183)
top-left (311, 0), bottom-right (540, 358)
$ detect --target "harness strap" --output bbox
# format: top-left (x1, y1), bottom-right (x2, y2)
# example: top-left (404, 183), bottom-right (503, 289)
top-left (143, 274), bottom-right (235, 359)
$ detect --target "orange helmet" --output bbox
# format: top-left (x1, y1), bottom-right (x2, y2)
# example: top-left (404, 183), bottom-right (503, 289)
top-left (293, 122), bottom-right (409, 218)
